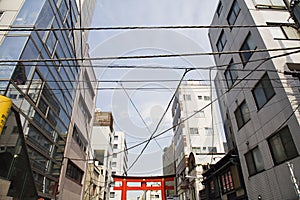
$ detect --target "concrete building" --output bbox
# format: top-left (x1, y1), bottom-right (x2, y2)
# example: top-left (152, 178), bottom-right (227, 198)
top-left (109, 131), bottom-right (128, 200)
top-left (139, 185), bottom-right (162, 200)
top-left (209, 0), bottom-right (300, 199)
top-left (91, 111), bottom-right (115, 200)
top-left (171, 81), bottom-right (225, 200)
top-left (0, 0), bottom-right (97, 199)
top-left (162, 143), bottom-right (176, 198)
top-left (84, 162), bottom-right (105, 200)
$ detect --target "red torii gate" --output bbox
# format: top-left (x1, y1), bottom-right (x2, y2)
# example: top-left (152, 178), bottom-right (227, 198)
top-left (112, 174), bottom-right (175, 200)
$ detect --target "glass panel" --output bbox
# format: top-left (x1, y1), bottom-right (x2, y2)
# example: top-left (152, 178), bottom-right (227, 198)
top-left (28, 72), bottom-right (42, 102)
top-left (14, 0), bottom-right (46, 26)
top-left (0, 37), bottom-right (28, 79)
top-left (235, 107), bottom-right (243, 129)
top-left (253, 147), bottom-right (264, 172)
top-left (269, 134), bottom-right (286, 164)
top-left (253, 83), bottom-right (267, 109)
top-left (280, 127), bottom-right (298, 159)
top-left (261, 74), bottom-right (275, 99)
top-left (241, 101), bottom-right (250, 123)
top-left (245, 151), bottom-right (256, 175)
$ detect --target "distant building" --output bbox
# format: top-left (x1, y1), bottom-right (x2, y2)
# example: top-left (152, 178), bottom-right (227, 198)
top-left (162, 143), bottom-right (176, 197)
top-left (171, 81), bottom-right (225, 200)
top-left (109, 131), bottom-right (128, 200)
top-left (209, 0), bottom-right (300, 199)
top-left (84, 162), bottom-right (105, 200)
top-left (91, 111), bottom-right (115, 200)
top-left (139, 185), bottom-right (162, 200)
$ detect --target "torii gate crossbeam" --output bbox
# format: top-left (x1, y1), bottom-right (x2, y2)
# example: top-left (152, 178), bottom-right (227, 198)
top-left (112, 175), bottom-right (175, 200)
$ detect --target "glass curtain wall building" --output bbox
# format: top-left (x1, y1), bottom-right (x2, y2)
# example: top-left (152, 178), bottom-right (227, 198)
top-left (0, 0), bottom-right (96, 199)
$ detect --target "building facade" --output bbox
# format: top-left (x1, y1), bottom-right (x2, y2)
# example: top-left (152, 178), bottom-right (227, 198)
top-left (91, 111), bottom-right (115, 200)
top-left (0, 0), bottom-right (97, 199)
top-left (109, 131), bottom-right (128, 200)
top-left (210, 0), bottom-right (300, 199)
top-left (171, 81), bottom-right (225, 200)
top-left (162, 143), bottom-right (176, 198)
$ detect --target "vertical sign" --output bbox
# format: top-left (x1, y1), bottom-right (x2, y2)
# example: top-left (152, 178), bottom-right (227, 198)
top-left (0, 95), bottom-right (12, 134)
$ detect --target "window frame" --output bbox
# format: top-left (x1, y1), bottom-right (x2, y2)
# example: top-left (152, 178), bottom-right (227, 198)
top-left (234, 100), bottom-right (251, 129)
top-left (189, 127), bottom-right (199, 135)
top-left (216, 30), bottom-right (227, 52)
top-left (252, 0), bottom-right (286, 9)
top-left (252, 73), bottom-right (275, 110)
top-left (268, 126), bottom-right (298, 165)
top-left (227, 0), bottom-right (241, 26)
top-left (219, 170), bottom-right (234, 194)
top-left (239, 32), bottom-right (257, 65)
top-left (217, 1), bottom-right (223, 16)
top-left (224, 60), bottom-right (238, 88)
top-left (245, 146), bottom-right (265, 176)
top-left (281, 25), bottom-right (300, 40)
top-left (66, 160), bottom-right (84, 185)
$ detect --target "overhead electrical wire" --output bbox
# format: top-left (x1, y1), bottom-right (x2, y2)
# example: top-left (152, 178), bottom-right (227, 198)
top-left (0, 23), bottom-right (292, 32)
top-left (0, 46), bottom-right (299, 63)
top-left (125, 69), bottom-right (192, 173)
top-left (119, 82), bottom-right (174, 174)
top-left (104, 47), bottom-right (300, 166)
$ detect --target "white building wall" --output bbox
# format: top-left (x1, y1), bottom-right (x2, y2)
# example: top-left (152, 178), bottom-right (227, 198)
top-left (109, 131), bottom-right (128, 200)
top-left (91, 124), bottom-right (114, 200)
top-left (210, 0), bottom-right (300, 199)
top-left (172, 81), bottom-right (225, 199)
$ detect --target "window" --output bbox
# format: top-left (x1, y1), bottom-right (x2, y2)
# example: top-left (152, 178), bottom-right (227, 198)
top-left (234, 101), bottom-right (250, 129)
top-left (205, 127), bottom-right (213, 136)
top-left (192, 147), bottom-right (201, 154)
top-left (79, 96), bottom-right (92, 123)
top-left (190, 128), bottom-right (199, 135)
top-left (240, 33), bottom-right (256, 64)
top-left (281, 26), bottom-right (300, 40)
top-left (225, 60), bottom-right (238, 88)
top-left (110, 192), bottom-right (115, 198)
top-left (227, 0), bottom-right (240, 25)
top-left (113, 153), bottom-right (117, 158)
top-left (268, 126), bottom-right (298, 165)
top-left (72, 125), bottom-right (87, 152)
top-left (66, 160), bottom-right (83, 184)
top-left (84, 71), bottom-right (95, 99)
top-left (194, 110), bottom-right (205, 118)
top-left (183, 94), bottom-right (191, 101)
top-left (114, 135), bottom-right (118, 140)
top-left (219, 170), bottom-right (234, 193)
top-left (197, 95), bottom-right (203, 100)
top-left (216, 30), bottom-right (227, 52)
top-left (204, 96), bottom-right (211, 101)
top-left (111, 162), bottom-right (117, 167)
top-left (252, 73), bottom-right (275, 109)
top-left (245, 147), bottom-right (264, 176)
top-left (253, 0), bottom-right (286, 8)
top-left (217, 1), bottom-right (223, 16)
top-left (208, 147), bottom-right (217, 153)
top-left (113, 144), bottom-right (118, 149)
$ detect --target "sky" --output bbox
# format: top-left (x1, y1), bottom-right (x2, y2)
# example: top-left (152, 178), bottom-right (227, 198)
top-left (88, 0), bottom-right (219, 198)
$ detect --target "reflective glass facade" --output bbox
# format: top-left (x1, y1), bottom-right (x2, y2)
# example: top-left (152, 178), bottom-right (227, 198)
top-left (0, 0), bottom-right (82, 199)
top-left (0, 108), bottom-right (38, 200)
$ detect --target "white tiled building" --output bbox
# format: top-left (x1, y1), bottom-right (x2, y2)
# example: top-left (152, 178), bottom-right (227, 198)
top-left (109, 131), bottom-right (128, 200)
top-left (91, 111), bottom-right (115, 200)
top-left (172, 81), bottom-right (225, 200)
top-left (210, 0), bottom-right (300, 199)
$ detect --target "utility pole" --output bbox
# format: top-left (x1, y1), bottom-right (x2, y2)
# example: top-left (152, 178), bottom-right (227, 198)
top-left (287, 162), bottom-right (300, 199)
